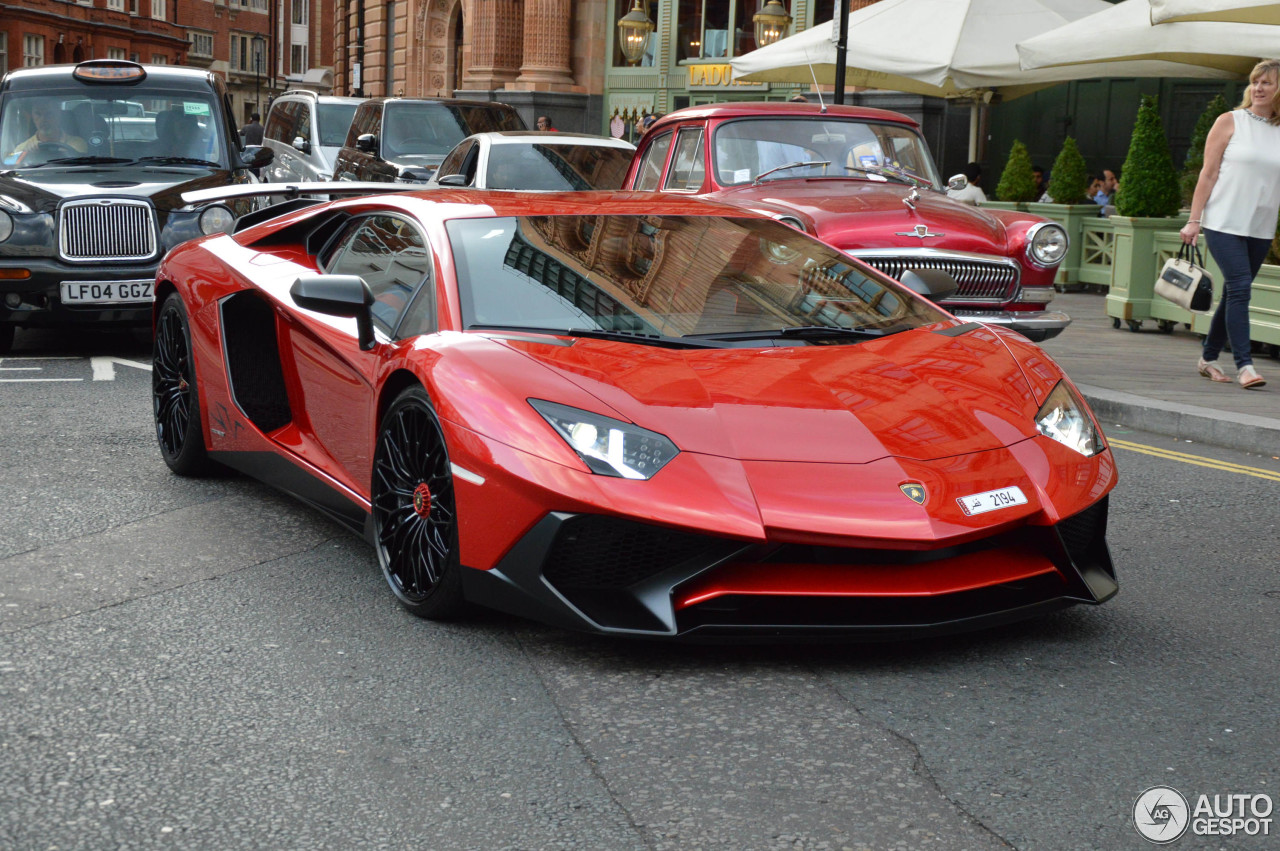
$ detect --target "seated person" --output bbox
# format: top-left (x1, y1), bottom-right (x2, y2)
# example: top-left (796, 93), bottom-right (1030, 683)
top-left (157, 110), bottom-right (208, 160)
top-left (10, 99), bottom-right (87, 163)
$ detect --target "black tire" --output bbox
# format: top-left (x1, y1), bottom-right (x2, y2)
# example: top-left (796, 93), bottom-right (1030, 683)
top-left (0, 324), bottom-right (13, 355)
top-left (371, 386), bottom-right (465, 620)
top-left (153, 292), bottom-right (214, 476)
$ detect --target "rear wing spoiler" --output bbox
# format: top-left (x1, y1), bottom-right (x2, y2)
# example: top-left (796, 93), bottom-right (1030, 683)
top-left (182, 181), bottom-right (421, 206)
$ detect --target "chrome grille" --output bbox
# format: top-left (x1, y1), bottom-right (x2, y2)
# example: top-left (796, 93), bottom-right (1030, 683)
top-left (59, 199), bottom-right (159, 262)
top-left (853, 252), bottom-right (1019, 301)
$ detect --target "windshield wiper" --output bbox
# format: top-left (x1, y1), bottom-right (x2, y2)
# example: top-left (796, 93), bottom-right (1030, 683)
top-left (842, 164), bottom-right (930, 188)
top-left (42, 156), bottom-right (136, 166)
top-left (753, 160), bottom-right (830, 185)
top-left (686, 325), bottom-right (889, 342)
top-left (470, 324), bottom-right (724, 349)
top-left (132, 156), bottom-right (221, 167)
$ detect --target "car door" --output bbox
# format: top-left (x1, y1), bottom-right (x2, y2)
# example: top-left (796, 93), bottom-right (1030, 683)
top-left (284, 212), bottom-right (435, 492)
top-left (434, 138), bottom-right (479, 186)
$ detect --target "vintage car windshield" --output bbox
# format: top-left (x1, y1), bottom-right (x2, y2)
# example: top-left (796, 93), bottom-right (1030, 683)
top-left (444, 214), bottom-right (946, 343)
top-left (713, 117), bottom-right (941, 188)
top-left (1, 89), bottom-right (227, 168)
top-left (382, 103), bottom-right (522, 162)
top-left (486, 143), bottom-right (633, 190)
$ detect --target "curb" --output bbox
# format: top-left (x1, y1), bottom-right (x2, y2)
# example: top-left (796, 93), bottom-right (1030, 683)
top-left (1078, 383), bottom-right (1280, 457)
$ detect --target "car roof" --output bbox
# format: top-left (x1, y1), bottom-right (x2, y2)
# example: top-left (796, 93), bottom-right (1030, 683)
top-left (273, 91), bottom-right (365, 105)
top-left (650, 100), bottom-right (921, 130)
top-left (365, 97), bottom-right (519, 110)
top-left (0, 61), bottom-right (220, 93)
top-left (475, 131), bottom-right (634, 148)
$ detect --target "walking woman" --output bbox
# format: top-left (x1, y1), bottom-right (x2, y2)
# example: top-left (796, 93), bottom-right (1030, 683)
top-left (1182, 59), bottom-right (1280, 390)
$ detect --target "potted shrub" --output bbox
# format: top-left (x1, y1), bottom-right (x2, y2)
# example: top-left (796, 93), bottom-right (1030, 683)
top-left (984, 139), bottom-right (1037, 210)
top-left (1107, 94), bottom-right (1189, 330)
top-left (1027, 136), bottom-right (1101, 288)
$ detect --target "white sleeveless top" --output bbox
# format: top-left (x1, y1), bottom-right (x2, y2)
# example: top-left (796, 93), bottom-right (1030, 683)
top-left (1202, 109), bottom-right (1280, 239)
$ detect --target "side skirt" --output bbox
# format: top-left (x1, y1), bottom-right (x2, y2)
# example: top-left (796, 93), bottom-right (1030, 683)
top-left (211, 450), bottom-right (368, 535)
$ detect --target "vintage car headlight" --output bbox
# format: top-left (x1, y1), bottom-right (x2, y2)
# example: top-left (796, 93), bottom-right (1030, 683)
top-left (0, 209), bottom-right (12, 243)
top-left (1026, 221), bottom-right (1068, 268)
top-left (1035, 382), bottom-right (1102, 457)
top-left (198, 204), bottom-right (236, 235)
top-left (530, 399), bottom-right (679, 479)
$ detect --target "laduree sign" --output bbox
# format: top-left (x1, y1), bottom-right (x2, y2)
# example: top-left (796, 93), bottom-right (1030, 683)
top-left (687, 64), bottom-right (766, 90)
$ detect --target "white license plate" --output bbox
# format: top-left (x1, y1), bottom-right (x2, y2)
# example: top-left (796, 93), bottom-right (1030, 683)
top-left (60, 280), bottom-right (154, 305)
top-left (957, 486), bottom-right (1028, 516)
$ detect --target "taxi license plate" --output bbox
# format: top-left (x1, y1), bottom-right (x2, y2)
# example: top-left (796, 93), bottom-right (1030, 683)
top-left (957, 486), bottom-right (1027, 516)
top-left (60, 280), bottom-right (154, 305)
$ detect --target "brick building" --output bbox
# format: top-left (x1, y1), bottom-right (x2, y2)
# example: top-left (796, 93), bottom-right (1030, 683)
top-left (1, 0), bottom-right (336, 126)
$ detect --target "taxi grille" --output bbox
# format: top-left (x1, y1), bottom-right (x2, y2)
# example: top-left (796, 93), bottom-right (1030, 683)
top-left (59, 199), bottom-right (159, 262)
top-left (854, 253), bottom-right (1019, 301)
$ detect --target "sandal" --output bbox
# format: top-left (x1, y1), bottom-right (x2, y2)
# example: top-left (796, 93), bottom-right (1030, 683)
top-left (1238, 364), bottom-right (1266, 389)
top-left (1197, 358), bottom-right (1232, 383)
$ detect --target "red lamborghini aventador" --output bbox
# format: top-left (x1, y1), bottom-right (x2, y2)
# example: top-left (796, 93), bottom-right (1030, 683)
top-left (153, 189), bottom-right (1117, 639)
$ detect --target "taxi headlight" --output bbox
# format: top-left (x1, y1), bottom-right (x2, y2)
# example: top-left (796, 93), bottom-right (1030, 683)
top-left (1026, 222), bottom-right (1068, 267)
top-left (198, 204), bottom-right (236, 235)
top-left (1035, 381), bottom-right (1102, 457)
top-left (0, 209), bottom-right (12, 243)
top-left (530, 399), bottom-right (679, 479)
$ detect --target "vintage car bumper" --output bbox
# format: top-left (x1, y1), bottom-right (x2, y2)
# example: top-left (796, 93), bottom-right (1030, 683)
top-left (0, 258), bottom-right (156, 329)
top-left (948, 308), bottom-right (1072, 343)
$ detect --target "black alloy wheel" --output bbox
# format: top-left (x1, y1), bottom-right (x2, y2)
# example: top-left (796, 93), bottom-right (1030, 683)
top-left (153, 292), bottom-right (213, 476)
top-left (372, 386), bottom-right (465, 619)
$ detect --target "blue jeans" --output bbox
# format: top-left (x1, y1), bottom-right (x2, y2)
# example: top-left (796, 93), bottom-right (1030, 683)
top-left (1202, 228), bottom-right (1270, 369)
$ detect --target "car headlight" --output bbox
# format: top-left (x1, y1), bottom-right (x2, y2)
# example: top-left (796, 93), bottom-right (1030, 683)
top-left (0, 209), bottom-right (12, 243)
top-left (1035, 381), bottom-right (1102, 457)
top-left (198, 204), bottom-right (236, 235)
top-left (530, 399), bottom-right (679, 479)
top-left (1026, 221), bottom-right (1068, 268)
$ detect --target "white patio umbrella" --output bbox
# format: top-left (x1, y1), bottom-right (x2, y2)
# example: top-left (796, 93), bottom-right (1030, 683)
top-left (1018, 0), bottom-right (1273, 75)
top-left (1150, 0), bottom-right (1280, 25)
top-left (730, 0), bottom-right (1237, 161)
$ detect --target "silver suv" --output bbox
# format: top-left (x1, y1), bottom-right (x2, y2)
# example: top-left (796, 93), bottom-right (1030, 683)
top-left (261, 91), bottom-right (364, 183)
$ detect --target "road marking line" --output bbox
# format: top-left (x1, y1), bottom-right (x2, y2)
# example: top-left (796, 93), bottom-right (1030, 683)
top-left (90, 356), bottom-right (152, 381)
top-left (1110, 438), bottom-right (1280, 483)
top-left (0, 378), bottom-right (83, 383)
top-left (0, 367), bottom-right (43, 371)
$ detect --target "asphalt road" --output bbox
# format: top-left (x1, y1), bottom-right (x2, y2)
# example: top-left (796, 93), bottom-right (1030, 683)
top-left (2, 329), bottom-right (1278, 851)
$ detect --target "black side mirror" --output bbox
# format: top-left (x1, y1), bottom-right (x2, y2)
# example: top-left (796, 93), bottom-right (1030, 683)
top-left (290, 275), bottom-right (377, 351)
top-left (899, 268), bottom-right (959, 303)
top-left (242, 146), bottom-right (274, 169)
top-left (356, 133), bottom-right (378, 155)
top-left (292, 136), bottom-right (312, 154)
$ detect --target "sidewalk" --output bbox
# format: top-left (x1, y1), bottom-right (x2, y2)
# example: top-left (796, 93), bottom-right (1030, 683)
top-left (1037, 290), bottom-right (1280, 456)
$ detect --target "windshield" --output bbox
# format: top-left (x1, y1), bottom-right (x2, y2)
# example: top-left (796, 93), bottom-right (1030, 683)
top-left (1, 89), bottom-right (226, 168)
top-left (713, 117), bottom-right (941, 188)
top-left (444, 214), bottom-right (946, 343)
top-left (317, 103), bottom-right (359, 147)
top-left (485, 143), bottom-right (633, 191)
top-left (382, 103), bottom-right (522, 162)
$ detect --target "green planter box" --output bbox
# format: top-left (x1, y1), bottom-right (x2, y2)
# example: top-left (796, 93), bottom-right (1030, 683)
top-left (1104, 213), bottom-right (1188, 328)
top-left (1026, 202), bottom-right (1107, 287)
top-left (1190, 259), bottom-right (1280, 347)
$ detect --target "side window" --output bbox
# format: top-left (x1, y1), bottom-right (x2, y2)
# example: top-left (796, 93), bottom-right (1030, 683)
top-left (437, 139), bottom-right (475, 179)
top-left (264, 104), bottom-right (288, 142)
top-left (295, 103), bottom-right (312, 144)
top-left (632, 130), bottom-right (674, 191)
top-left (663, 128), bottom-right (705, 192)
top-left (325, 214), bottom-right (433, 337)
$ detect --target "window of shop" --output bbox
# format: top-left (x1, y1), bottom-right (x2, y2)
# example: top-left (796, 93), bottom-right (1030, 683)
top-left (675, 0), bottom-right (758, 62)
top-left (190, 32), bottom-right (214, 59)
top-left (108, 47), bottom-right (126, 60)
top-left (291, 44), bottom-right (308, 75)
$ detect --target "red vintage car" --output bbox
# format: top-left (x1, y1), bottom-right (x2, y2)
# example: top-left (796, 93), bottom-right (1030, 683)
top-left (155, 188), bottom-right (1116, 640)
top-left (624, 102), bottom-right (1071, 342)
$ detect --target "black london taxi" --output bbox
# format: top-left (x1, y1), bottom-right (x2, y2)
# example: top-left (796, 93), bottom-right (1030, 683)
top-left (0, 60), bottom-right (272, 352)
